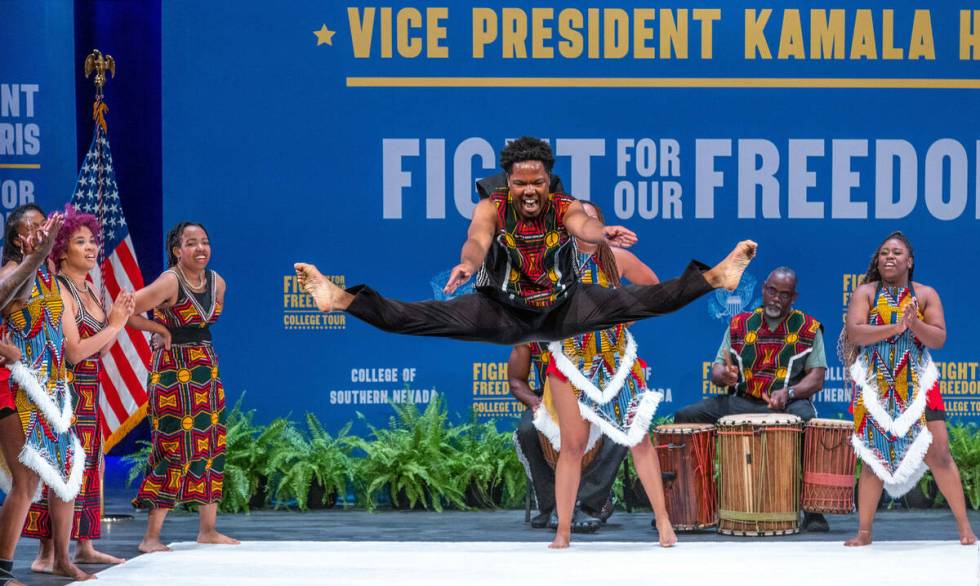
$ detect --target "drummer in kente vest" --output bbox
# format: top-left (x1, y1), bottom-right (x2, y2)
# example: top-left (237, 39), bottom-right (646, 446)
top-left (673, 266), bottom-right (829, 531)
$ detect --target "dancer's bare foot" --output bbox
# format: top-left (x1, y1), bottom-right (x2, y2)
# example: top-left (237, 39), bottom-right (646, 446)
top-left (655, 518), bottom-right (677, 548)
top-left (548, 529), bottom-right (571, 549)
top-left (75, 547), bottom-right (125, 565)
top-left (706, 240), bottom-right (757, 291)
top-left (197, 530), bottom-right (240, 545)
top-left (294, 262), bottom-right (348, 312)
top-left (51, 559), bottom-right (94, 581)
top-left (29, 556), bottom-right (52, 574)
top-left (959, 525), bottom-right (977, 545)
top-left (844, 529), bottom-right (872, 547)
top-left (138, 539), bottom-right (172, 553)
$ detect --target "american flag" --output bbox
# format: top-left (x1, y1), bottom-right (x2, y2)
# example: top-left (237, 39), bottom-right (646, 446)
top-left (69, 101), bottom-right (152, 451)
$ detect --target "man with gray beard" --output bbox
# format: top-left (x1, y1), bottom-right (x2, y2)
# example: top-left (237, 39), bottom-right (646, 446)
top-left (673, 267), bottom-right (829, 531)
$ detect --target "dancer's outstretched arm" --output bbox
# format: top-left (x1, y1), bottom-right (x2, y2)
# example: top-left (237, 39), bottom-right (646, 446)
top-left (443, 199), bottom-right (497, 294)
top-left (563, 201), bottom-right (637, 248)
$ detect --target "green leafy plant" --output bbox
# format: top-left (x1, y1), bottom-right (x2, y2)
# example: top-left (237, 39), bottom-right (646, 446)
top-left (450, 417), bottom-right (526, 508)
top-left (216, 397), bottom-right (259, 513)
top-left (350, 396), bottom-right (467, 511)
top-left (269, 414), bottom-right (356, 510)
top-left (948, 423), bottom-right (980, 509)
top-left (216, 396), bottom-right (293, 513)
top-left (916, 422), bottom-right (980, 510)
top-left (122, 440), bottom-right (153, 488)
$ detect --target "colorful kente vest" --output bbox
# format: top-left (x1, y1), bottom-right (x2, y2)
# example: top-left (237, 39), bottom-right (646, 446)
top-left (476, 189), bottom-right (577, 309)
top-left (729, 308), bottom-right (821, 400)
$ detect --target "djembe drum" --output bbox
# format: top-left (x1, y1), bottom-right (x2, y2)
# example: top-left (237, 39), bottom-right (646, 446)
top-left (653, 423), bottom-right (718, 530)
top-left (717, 413), bottom-right (803, 536)
top-left (539, 433), bottom-right (604, 470)
top-left (802, 418), bottom-right (856, 514)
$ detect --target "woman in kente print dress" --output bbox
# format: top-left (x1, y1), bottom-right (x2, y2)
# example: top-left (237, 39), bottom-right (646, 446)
top-left (132, 222), bottom-right (238, 552)
top-left (25, 210), bottom-right (134, 574)
top-left (841, 231), bottom-right (976, 547)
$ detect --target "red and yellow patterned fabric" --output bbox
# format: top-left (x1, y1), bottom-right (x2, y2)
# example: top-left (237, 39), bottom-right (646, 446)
top-left (729, 308), bottom-right (821, 400)
top-left (480, 189), bottom-right (577, 308)
top-left (24, 276), bottom-right (108, 540)
top-left (134, 271), bottom-right (225, 509)
top-left (526, 341), bottom-right (550, 392)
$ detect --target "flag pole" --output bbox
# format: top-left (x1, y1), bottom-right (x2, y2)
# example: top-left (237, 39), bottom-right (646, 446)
top-left (83, 49), bottom-right (135, 523)
top-left (83, 49), bottom-right (114, 295)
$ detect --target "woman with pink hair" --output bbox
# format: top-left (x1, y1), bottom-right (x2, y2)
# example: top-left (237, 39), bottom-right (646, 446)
top-left (22, 209), bottom-right (156, 575)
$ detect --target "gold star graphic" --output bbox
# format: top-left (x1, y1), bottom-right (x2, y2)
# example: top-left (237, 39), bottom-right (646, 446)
top-left (314, 24), bottom-right (336, 46)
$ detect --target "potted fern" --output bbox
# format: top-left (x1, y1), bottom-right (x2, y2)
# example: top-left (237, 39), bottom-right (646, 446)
top-left (350, 396), bottom-right (467, 511)
top-left (451, 418), bottom-right (526, 509)
top-left (269, 414), bottom-right (355, 510)
top-left (914, 422), bottom-right (980, 510)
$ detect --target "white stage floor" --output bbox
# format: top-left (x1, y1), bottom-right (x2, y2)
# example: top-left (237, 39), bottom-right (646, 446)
top-left (72, 540), bottom-right (979, 585)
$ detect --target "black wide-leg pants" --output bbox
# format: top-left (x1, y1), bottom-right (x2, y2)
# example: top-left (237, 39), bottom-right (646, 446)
top-left (346, 261), bottom-right (714, 346)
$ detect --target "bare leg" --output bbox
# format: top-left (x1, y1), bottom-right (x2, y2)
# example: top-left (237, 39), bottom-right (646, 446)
top-left (197, 503), bottom-right (239, 545)
top-left (138, 508), bottom-right (172, 553)
top-left (29, 539), bottom-right (53, 573)
top-left (293, 263), bottom-right (353, 312)
top-left (924, 421), bottom-right (977, 545)
top-left (75, 538), bottom-right (125, 565)
top-left (48, 496), bottom-right (93, 580)
top-left (703, 241), bottom-right (757, 291)
top-left (630, 437), bottom-right (677, 547)
top-left (0, 415), bottom-right (40, 560)
top-left (547, 376), bottom-right (590, 550)
top-left (844, 465), bottom-right (883, 546)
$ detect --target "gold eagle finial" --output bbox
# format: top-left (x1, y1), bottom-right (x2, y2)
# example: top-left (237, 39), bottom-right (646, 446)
top-left (84, 49), bottom-right (116, 99)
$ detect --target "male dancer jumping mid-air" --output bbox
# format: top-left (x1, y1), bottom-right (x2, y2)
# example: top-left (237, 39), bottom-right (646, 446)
top-left (295, 136), bottom-right (756, 346)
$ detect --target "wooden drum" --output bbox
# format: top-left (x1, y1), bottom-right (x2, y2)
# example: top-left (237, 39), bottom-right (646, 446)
top-left (717, 413), bottom-right (803, 536)
top-left (538, 432), bottom-right (604, 470)
top-left (802, 418), bottom-right (856, 514)
top-left (653, 423), bottom-right (718, 530)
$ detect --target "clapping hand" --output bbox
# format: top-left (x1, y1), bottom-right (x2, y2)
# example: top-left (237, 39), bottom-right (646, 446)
top-left (28, 213), bottom-right (65, 257)
top-left (901, 298), bottom-right (919, 331)
top-left (108, 290), bottom-right (136, 329)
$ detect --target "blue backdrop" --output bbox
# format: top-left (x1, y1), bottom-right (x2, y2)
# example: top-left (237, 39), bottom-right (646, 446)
top-left (8, 1), bottom-right (980, 439)
top-left (0, 1), bottom-right (77, 218)
top-left (159, 1), bottom-right (980, 432)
